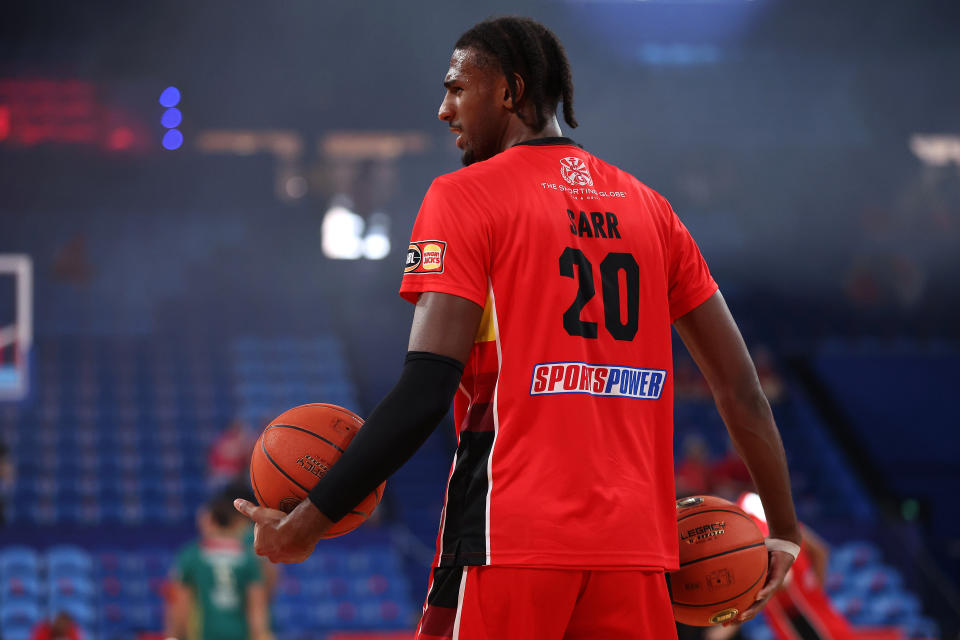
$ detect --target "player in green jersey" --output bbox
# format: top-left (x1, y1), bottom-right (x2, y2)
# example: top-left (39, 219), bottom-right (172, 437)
top-left (166, 489), bottom-right (271, 640)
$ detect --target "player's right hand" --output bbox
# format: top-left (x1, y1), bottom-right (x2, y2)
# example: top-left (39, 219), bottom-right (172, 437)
top-left (234, 498), bottom-right (330, 563)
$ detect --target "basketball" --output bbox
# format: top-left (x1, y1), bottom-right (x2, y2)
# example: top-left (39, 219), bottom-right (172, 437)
top-left (249, 403), bottom-right (385, 538)
top-left (668, 495), bottom-right (769, 626)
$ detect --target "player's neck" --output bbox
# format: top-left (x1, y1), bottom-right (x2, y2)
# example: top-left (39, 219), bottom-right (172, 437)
top-left (501, 114), bottom-right (564, 150)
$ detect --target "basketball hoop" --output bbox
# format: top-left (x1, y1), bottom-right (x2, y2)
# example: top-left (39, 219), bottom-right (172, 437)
top-left (0, 255), bottom-right (32, 401)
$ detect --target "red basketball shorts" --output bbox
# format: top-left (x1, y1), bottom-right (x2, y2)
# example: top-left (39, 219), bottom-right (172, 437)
top-left (415, 566), bottom-right (678, 640)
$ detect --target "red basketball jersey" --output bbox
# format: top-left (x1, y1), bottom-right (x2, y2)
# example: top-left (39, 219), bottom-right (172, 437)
top-left (400, 138), bottom-right (717, 569)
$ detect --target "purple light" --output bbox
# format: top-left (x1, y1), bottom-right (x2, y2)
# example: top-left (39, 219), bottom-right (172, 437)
top-left (159, 86), bottom-right (181, 108)
top-left (162, 129), bottom-right (183, 150)
top-left (161, 108), bottom-right (182, 129)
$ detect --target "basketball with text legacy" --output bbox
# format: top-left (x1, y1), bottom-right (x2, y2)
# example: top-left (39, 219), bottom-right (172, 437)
top-left (667, 495), bottom-right (769, 626)
top-left (249, 403), bottom-right (384, 538)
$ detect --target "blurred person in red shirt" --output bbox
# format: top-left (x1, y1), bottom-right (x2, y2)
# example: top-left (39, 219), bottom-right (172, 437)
top-left (31, 611), bottom-right (83, 640)
top-left (676, 434), bottom-right (712, 497)
top-left (208, 418), bottom-right (255, 490)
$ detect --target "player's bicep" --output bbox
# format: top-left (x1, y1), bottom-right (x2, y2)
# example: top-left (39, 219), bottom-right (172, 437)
top-left (408, 292), bottom-right (484, 365)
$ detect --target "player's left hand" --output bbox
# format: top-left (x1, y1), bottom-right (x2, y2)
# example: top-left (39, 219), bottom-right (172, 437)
top-left (728, 549), bottom-right (795, 624)
top-left (234, 498), bottom-right (332, 563)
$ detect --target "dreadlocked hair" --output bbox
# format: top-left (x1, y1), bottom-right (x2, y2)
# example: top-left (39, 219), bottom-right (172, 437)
top-left (455, 16), bottom-right (578, 131)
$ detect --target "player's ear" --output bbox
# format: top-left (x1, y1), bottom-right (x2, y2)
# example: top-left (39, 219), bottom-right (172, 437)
top-left (502, 73), bottom-right (525, 111)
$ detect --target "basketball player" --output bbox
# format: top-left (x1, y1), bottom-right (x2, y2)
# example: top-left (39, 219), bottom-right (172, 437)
top-left (167, 490), bottom-right (271, 640)
top-left (235, 17), bottom-right (802, 639)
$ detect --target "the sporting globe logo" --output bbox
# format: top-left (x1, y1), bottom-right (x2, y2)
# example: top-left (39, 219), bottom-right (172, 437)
top-left (560, 156), bottom-right (594, 187)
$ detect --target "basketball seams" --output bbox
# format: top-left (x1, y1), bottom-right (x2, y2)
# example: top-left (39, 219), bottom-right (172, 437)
top-left (677, 508), bottom-right (757, 525)
top-left (669, 568), bottom-right (767, 607)
top-left (266, 424), bottom-right (346, 454)
top-left (261, 434), bottom-right (310, 494)
top-left (250, 467), bottom-right (268, 507)
top-left (677, 541), bottom-right (767, 568)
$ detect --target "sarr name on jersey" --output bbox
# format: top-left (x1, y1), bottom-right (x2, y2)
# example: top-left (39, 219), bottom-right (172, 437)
top-left (530, 361), bottom-right (665, 400)
top-left (567, 209), bottom-right (622, 239)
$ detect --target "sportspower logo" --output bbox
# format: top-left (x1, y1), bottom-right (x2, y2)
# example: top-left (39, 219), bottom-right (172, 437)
top-left (530, 361), bottom-right (666, 400)
top-left (560, 156), bottom-right (593, 187)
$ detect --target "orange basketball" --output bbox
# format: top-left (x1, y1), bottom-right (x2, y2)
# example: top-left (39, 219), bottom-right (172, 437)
top-left (667, 495), bottom-right (769, 626)
top-left (249, 403), bottom-right (385, 539)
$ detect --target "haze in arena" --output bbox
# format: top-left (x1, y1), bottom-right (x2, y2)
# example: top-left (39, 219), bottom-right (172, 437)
top-left (0, 2), bottom-right (957, 640)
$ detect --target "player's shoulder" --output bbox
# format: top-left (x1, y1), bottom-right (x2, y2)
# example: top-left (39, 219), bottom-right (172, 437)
top-left (177, 539), bottom-right (200, 558)
top-left (172, 540), bottom-right (200, 574)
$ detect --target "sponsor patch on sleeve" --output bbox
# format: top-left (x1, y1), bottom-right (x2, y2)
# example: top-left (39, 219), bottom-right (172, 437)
top-left (405, 240), bottom-right (446, 274)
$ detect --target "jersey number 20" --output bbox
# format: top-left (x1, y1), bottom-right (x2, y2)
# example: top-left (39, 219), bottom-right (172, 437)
top-left (559, 247), bottom-right (639, 341)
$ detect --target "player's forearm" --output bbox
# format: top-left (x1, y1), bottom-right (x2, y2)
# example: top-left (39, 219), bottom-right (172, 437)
top-left (307, 351), bottom-right (463, 521)
top-left (673, 293), bottom-right (801, 544)
top-left (164, 596), bottom-right (190, 640)
top-left (715, 387), bottom-right (800, 545)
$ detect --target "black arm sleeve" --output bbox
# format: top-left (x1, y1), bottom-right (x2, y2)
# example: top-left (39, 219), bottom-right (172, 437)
top-left (308, 351), bottom-right (464, 522)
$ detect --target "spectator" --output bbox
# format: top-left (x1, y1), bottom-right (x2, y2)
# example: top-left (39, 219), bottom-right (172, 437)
top-left (227, 480), bottom-right (280, 600)
top-left (676, 434), bottom-right (712, 497)
top-left (0, 438), bottom-right (14, 525)
top-left (208, 419), bottom-right (255, 490)
top-left (31, 611), bottom-right (83, 640)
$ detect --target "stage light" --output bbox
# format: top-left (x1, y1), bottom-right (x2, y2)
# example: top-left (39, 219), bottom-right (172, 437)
top-left (322, 200), bottom-right (364, 260)
top-left (0, 106), bottom-right (9, 142)
top-left (162, 129), bottom-right (183, 150)
top-left (161, 108), bottom-right (182, 129)
top-left (159, 86), bottom-right (181, 108)
top-left (159, 87), bottom-right (183, 150)
top-left (284, 176), bottom-right (308, 199)
top-left (362, 213), bottom-right (391, 260)
top-left (107, 127), bottom-right (135, 151)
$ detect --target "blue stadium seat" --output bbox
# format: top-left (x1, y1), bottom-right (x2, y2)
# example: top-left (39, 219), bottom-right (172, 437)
top-left (866, 590), bottom-right (922, 626)
top-left (831, 541), bottom-right (881, 573)
top-left (741, 617), bottom-right (775, 640)
top-left (3, 627), bottom-right (32, 640)
top-left (901, 615), bottom-right (940, 640)
top-left (830, 592), bottom-right (866, 625)
top-left (0, 574), bottom-right (40, 602)
top-left (0, 601), bottom-right (42, 631)
top-left (0, 547), bottom-right (40, 580)
top-left (47, 546), bottom-right (94, 578)
top-left (849, 565), bottom-right (903, 596)
top-left (48, 575), bottom-right (96, 601)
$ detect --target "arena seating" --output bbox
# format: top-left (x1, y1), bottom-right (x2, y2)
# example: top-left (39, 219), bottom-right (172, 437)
top-left (0, 335), bottom-right (416, 639)
top-left (0, 335), bottom-right (945, 639)
top-left (0, 543), bottom-right (415, 640)
top-left (231, 336), bottom-right (361, 423)
top-left (0, 546), bottom-right (97, 640)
